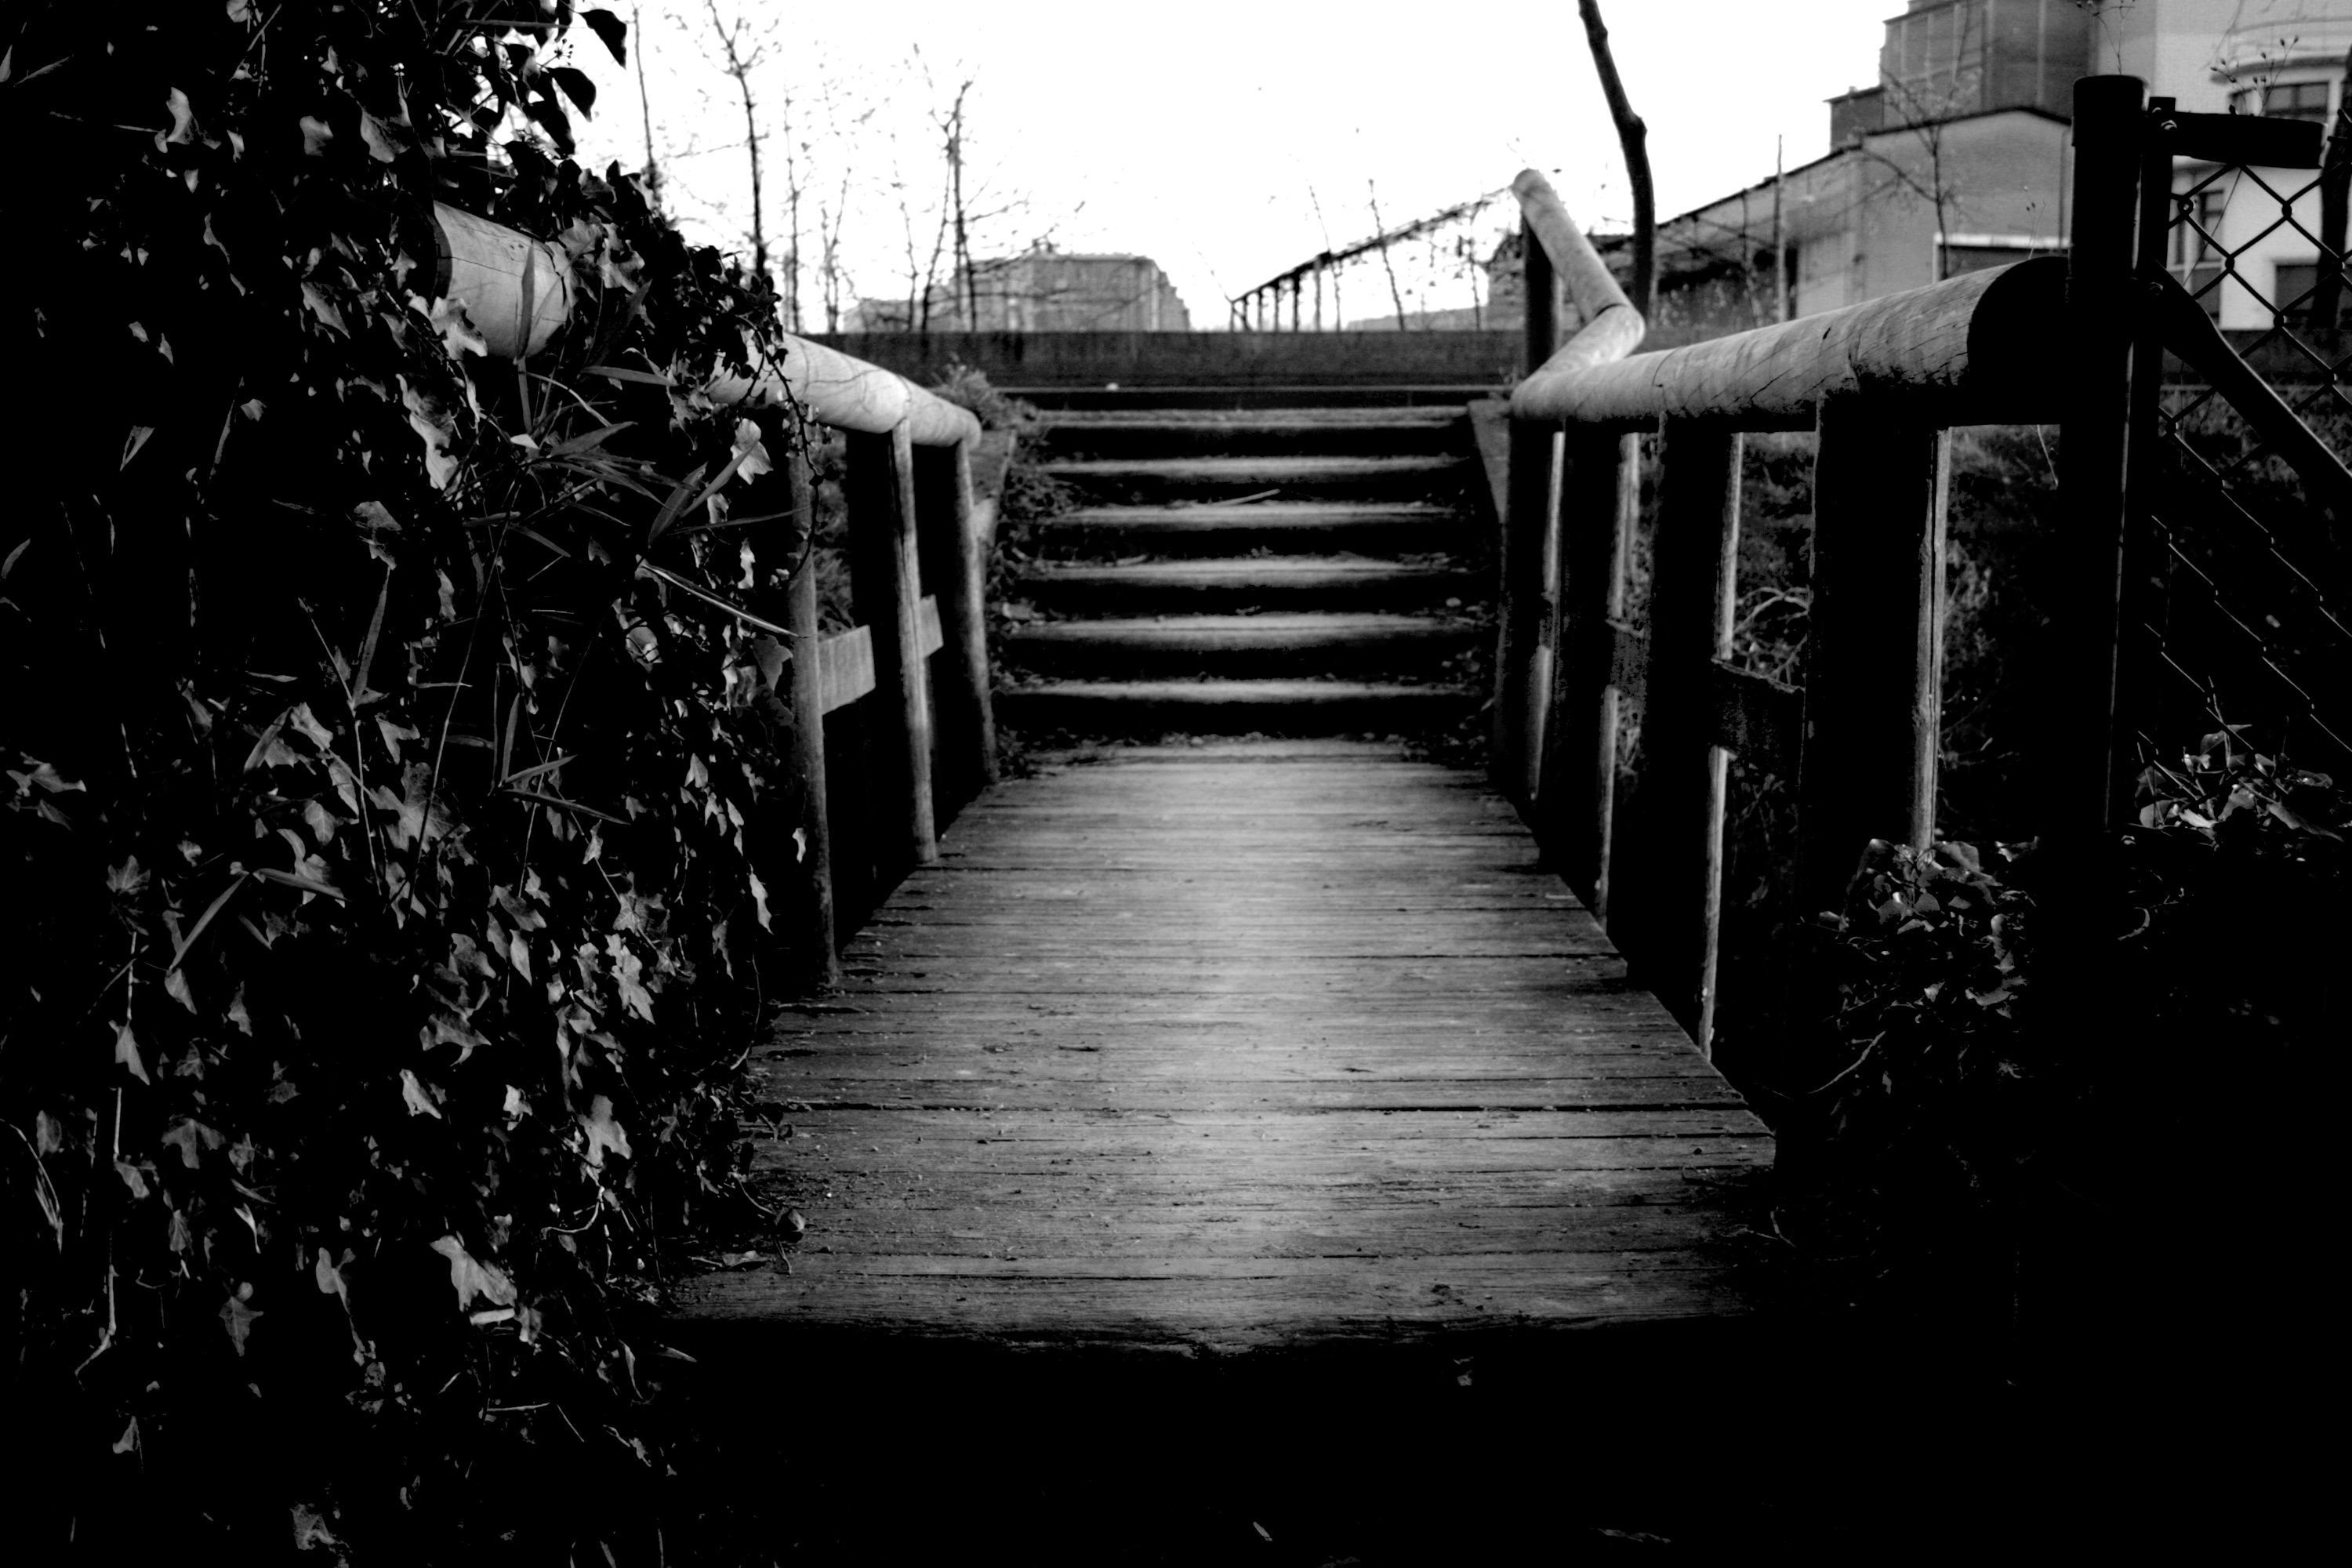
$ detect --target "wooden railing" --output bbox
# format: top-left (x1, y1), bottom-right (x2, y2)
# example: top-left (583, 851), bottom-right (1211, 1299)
top-left (437, 206), bottom-right (1000, 987)
top-left (1491, 77), bottom-right (2352, 1054)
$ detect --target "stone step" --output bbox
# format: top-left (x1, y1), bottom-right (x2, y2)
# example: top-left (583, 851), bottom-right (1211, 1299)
top-left (996, 679), bottom-right (1479, 735)
top-left (1017, 556), bottom-right (1483, 613)
top-left (1033, 411), bottom-right (1461, 460)
top-left (1038, 454), bottom-right (1466, 504)
top-left (1027, 502), bottom-right (1464, 557)
top-left (1000, 613), bottom-right (1481, 677)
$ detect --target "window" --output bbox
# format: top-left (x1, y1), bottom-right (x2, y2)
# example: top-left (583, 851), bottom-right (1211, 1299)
top-left (2262, 80), bottom-right (2332, 122)
top-left (2273, 260), bottom-right (2350, 325)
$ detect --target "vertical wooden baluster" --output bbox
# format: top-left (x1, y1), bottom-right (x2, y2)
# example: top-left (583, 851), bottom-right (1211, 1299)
top-left (1617, 416), bottom-right (1740, 1052)
top-left (1797, 400), bottom-right (1949, 913)
top-left (1538, 426), bottom-right (1639, 916)
top-left (846, 420), bottom-right (938, 869)
top-left (782, 448), bottom-right (840, 986)
top-left (1493, 220), bottom-right (1559, 797)
top-left (2051, 73), bottom-right (2147, 839)
top-left (915, 437), bottom-right (998, 815)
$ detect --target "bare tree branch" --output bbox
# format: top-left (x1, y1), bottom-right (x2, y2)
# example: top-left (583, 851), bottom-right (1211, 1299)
top-left (1577, 0), bottom-right (1653, 315)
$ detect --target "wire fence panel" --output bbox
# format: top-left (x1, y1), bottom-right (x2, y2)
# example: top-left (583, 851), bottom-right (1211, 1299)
top-left (2146, 136), bottom-right (2352, 781)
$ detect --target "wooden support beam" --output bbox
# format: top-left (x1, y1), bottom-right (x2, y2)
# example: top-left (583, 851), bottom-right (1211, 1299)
top-left (1492, 415), bottom-right (1559, 798)
top-left (1797, 398), bottom-right (1948, 913)
top-left (2045, 74), bottom-right (2145, 840)
top-left (1614, 417), bottom-right (1740, 1054)
top-left (782, 452), bottom-right (840, 987)
top-left (916, 439), bottom-right (1000, 810)
top-left (1537, 429), bottom-right (1638, 914)
top-left (847, 423), bottom-right (938, 868)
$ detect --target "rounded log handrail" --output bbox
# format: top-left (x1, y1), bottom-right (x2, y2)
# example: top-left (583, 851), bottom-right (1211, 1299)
top-left (1513, 256), bottom-right (2068, 429)
top-left (710, 330), bottom-right (982, 448)
top-left (1512, 169), bottom-right (1646, 380)
top-left (429, 205), bottom-right (978, 447)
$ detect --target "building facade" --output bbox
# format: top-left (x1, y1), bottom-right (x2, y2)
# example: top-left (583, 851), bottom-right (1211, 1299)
top-left (1618, 0), bottom-right (2352, 345)
top-left (846, 247), bottom-right (1192, 332)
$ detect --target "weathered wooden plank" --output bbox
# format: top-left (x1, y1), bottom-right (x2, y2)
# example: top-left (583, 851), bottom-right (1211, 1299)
top-left (670, 743), bottom-right (1769, 1352)
top-left (780, 452), bottom-right (841, 985)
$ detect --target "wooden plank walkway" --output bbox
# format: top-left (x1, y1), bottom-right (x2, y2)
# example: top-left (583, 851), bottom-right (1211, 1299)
top-left (673, 742), bottom-right (1776, 1351)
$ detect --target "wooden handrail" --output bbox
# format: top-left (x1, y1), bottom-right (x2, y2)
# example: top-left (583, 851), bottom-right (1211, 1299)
top-left (1490, 172), bottom-right (1649, 796)
top-left (710, 329), bottom-right (981, 448)
top-left (1512, 256), bottom-right (2067, 429)
top-left (1511, 169), bottom-right (1643, 372)
top-left (431, 201), bottom-right (996, 983)
top-left (1496, 85), bottom-right (2347, 1058)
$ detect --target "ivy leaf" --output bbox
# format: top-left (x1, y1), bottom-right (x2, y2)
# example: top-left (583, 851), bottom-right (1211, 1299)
top-left (430, 1235), bottom-right (517, 1313)
top-left (580, 8), bottom-right (628, 66)
top-left (581, 1093), bottom-right (632, 1168)
top-left (604, 935), bottom-right (655, 1022)
top-left (400, 1068), bottom-right (443, 1119)
top-left (218, 1287), bottom-right (263, 1355)
top-left (160, 1119), bottom-right (223, 1169)
top-left (548, 66), bottom-right (597, 119)
top-left (115, 1022), bottom-right (150, 1084)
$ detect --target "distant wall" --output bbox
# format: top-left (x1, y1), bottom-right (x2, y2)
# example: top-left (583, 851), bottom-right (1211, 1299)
top-left (811, 331), bottom-right (1523, 388)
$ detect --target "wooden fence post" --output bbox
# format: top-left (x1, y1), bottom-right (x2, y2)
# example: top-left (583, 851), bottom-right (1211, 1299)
top-left (1537, 427), bottom-right (1639, 916)
top-left (914, 437), bottom-right (998, 814)
top-left (2049, 73), bottom-right (2147, 838)
top-left (846, 420), bottom-right (939, 868)
top-left (1494, 220), bottom-right (1561, 797)
top-left (1797, 399), bottom-right (1948, 912)
top-left (781, 449), bottom-right (840, 987)
top-left (1615, 416), bottom-right (1740, 1052)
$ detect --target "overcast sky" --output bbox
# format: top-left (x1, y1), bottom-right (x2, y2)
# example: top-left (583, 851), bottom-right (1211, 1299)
top-left (563, 1), bottom-right (1903, 327)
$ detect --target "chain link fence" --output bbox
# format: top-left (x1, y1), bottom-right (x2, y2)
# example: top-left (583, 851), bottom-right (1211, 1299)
top-left (2146, 144), bottom-right (2352, 780)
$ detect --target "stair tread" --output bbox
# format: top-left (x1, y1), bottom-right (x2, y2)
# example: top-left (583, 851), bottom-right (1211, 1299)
top-left (1008, 614), bottom-right (1473, 645)
top-left (1040, 408), bottom-right (1460, 427)
top-left (1020, 557), bottom-right (1471, 586)
top-left (1040, 455), bottom-right (1462, 480)
top-left (1043, 501), bottom-right (1450, 526)
top-left (1004, 679), bottom-right (1475, 702)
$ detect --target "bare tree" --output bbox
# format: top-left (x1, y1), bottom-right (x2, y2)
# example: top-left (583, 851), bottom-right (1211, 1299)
top-left (1577, 0), bottom-right (1654, 316)
top-left (1366, 180), bottom-right (1409, 330)
top-left (698, 2), bottom-right (774, 285)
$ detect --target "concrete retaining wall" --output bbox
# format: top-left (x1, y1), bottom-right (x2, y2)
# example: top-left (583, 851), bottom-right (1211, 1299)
top-left (809, 331), bottom-right (1524, 389)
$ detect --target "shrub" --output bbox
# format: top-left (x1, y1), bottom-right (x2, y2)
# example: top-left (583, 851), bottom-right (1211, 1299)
top-left (2, 3), bottom-right (808, 1555)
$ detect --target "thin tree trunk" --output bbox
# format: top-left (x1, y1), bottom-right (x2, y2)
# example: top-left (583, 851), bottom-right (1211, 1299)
top-left (1577, 0), bottom-right (1653, 317)
top-left (633, 4), bottom-right (659, 209)
top-left (1367, 182), bottom-right (1409, 329)
top-left (2310, 46), bottom-right (2352, 328)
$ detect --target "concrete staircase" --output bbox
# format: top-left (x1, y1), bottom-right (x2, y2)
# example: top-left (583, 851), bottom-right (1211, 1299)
top-left (993, 405), bottom-right (1491, 736)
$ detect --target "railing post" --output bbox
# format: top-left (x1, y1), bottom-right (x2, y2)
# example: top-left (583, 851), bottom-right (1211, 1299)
top-left (1494, 221), bottom-right (1562, 797)
top-left (781, 448), bottom-right (840, 986)
top-left (915, 437), bottom-right (998, 811)
top-left (2049, 74), bottom-right (2148, 838)
top-left (1615, 416), bottom-right (1740, 1053)
top-left (846, 419), bottom-right (939, 868)
top-left (1796, 399), bottom-right (1948, 911)
top-left (1537, 427), bottom-right (1639, 916)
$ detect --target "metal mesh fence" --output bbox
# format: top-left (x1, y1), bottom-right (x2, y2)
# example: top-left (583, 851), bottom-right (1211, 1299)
top-left (2147, 151), bottom-right (2352, 780)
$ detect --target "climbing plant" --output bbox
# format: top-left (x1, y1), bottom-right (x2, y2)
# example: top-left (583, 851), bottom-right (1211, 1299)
top-left (2, 2), bottom-right (814, 1556)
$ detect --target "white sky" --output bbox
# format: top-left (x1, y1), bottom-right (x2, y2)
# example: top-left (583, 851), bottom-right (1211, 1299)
top-left (561, 1), bottom-right (1902, 328)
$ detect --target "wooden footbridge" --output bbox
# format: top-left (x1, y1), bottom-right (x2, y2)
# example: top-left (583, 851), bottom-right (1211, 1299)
top-left (554, 79), bottom-right (2349, 1368)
